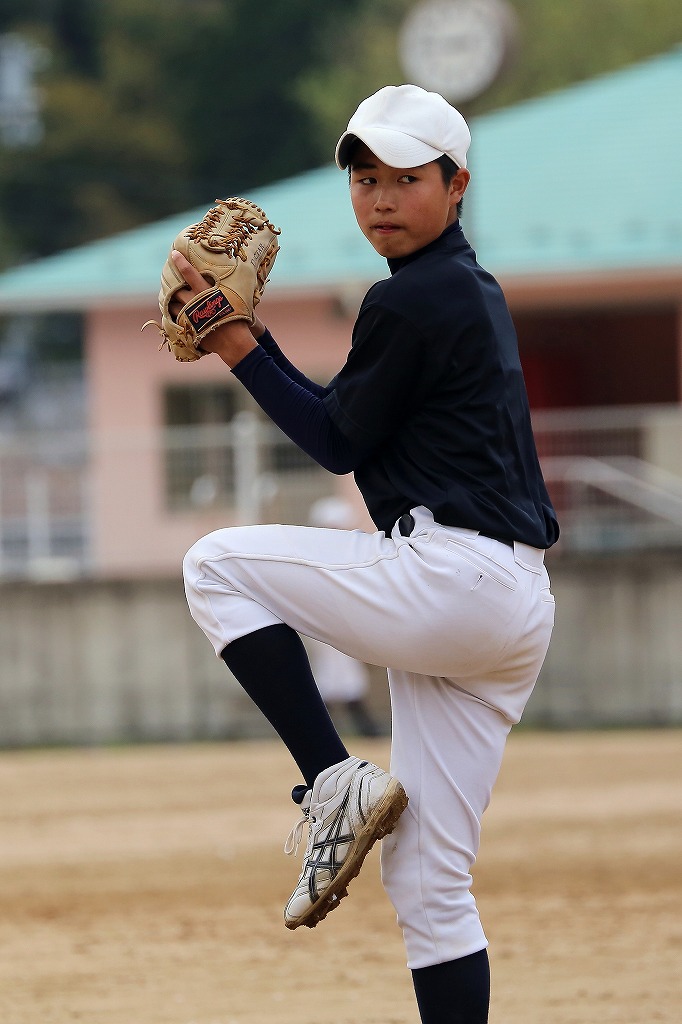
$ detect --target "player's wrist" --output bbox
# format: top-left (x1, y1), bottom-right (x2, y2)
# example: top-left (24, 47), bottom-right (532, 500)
top-left (200, 320), bottom-right (257, 367)
top-left (250, 316), bottom-right (267, 340)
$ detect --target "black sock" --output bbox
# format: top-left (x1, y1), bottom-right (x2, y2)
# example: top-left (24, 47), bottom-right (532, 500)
top-left (411, 950), bottom-right (490, 1024)
top-left (221, 623), bottom-right (349, 788)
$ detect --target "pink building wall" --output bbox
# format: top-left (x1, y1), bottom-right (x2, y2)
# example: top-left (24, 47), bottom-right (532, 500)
top-left (83, 270), bottom-right (682, 578)
top-left (85, 293), bottom-right (365, 578)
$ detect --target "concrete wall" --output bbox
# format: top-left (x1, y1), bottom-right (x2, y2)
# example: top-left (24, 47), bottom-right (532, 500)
top-left (1, 552), bottom-right (682, 747)
top-left (0, 579), bottom-right (243, 747)
top-left (524, 552), bottom-right (682, 728)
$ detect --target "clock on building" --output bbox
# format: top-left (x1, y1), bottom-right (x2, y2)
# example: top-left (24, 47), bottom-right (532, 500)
top-left (399, 0), bottom-right (518, 104)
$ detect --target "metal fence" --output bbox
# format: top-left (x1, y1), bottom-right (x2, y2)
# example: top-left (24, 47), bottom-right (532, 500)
top-left (533, 405), bottom-right (682, 552)
top-left (0, 412), bottom-right (331, 580)
top-left (3, 405), bottom-right (682, 580)
top-left (163, 413), bottom-right (329, 524)
top-left (0, 428), bottom-right (88, 579)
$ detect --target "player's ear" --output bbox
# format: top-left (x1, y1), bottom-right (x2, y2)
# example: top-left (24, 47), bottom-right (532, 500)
top-left (449, 168), bottom-right (470, 209)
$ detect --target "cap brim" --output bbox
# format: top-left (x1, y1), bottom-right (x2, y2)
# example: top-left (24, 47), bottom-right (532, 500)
top-left (335, 128), bottom-right (443, 170)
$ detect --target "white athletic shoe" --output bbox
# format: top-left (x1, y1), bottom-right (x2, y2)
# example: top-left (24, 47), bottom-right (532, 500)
top-left (283, 755), bottom-right (408, 930)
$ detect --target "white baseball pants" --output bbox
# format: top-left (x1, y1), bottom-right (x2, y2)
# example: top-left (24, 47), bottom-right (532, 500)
top-left (183, 505), bottom-right (555, 969)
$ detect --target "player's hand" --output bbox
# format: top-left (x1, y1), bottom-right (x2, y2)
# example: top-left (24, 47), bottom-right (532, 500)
top-left (169, 250), bottom-right (208, 312)
top-left (170, 250), bottom-right (259, 365)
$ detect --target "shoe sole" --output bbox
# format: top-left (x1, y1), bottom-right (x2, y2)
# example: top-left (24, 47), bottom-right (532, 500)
top-left (285, 778), bottom-right (408, 930)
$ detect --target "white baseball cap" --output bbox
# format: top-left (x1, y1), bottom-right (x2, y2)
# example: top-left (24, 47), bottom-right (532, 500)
top-left (335, 84), bottom-right (471, 171)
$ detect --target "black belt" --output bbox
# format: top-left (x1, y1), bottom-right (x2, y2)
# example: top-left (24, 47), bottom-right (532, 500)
top-left (398, 513), bottom-right (513, 548)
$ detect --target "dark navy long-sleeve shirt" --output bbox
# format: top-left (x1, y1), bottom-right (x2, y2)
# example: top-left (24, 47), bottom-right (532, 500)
top-left (232, 221), bottom-right (558, 547)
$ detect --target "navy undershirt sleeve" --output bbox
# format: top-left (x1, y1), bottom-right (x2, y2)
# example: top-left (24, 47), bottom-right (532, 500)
top-left (256, 328), bottom-right (328, 397)
top-left (231, 343), bottom-right (368, 474)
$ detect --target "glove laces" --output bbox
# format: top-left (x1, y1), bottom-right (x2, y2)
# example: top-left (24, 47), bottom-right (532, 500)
top-left (189, 198), bottom-right (280, 259)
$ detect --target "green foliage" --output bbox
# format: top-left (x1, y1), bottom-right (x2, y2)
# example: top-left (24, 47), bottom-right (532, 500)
top-left (0, 0), bottom-right (680, 266)
top-left (295, 0), bottom-right (414, 161)
top-left (298, 0), bottom-right (682, 133)
top-left (474, 0), bottom-right (682, 116)
top-left (0, 0), bottom-right (367, 263)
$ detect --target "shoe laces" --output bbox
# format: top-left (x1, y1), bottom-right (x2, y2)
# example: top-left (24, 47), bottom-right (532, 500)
top-left (283, 791), bottom-right (314, 857)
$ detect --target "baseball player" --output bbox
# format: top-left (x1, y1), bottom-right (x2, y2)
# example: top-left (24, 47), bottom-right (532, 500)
top-left (177, 85), bottom-right (558, 1024)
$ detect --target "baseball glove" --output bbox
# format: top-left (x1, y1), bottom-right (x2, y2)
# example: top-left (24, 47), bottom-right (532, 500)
top-left (142, 197), bottom-right (281, 362)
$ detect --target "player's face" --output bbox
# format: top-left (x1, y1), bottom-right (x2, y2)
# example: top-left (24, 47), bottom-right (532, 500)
top-left (349, 143), bottom-right (467, 259)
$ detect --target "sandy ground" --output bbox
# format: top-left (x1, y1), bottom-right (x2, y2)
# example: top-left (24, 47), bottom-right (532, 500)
top-left (0, 731), bottom-right (680, 1024)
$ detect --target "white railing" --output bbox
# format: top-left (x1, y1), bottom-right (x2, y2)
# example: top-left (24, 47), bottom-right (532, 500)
top-left (3, 405), bottom-right (682, 578)
top-left (0, 429), bottom-right (89, 579)
top-left (0, 413), bottom-right (330, 579)
top-left (163, 412), bottom-right (330, 525)
top-left (533, 405), bottom-right (682, 552)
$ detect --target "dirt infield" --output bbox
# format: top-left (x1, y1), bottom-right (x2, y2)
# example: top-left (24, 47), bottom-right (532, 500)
top-left (0, 731), bottom-right (679, 1024)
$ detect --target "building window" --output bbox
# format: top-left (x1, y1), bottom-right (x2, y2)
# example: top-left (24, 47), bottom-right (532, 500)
top-left (0, 313), bottom-right (87, 577)
top-left (164, 384), bottom-right (240, 511)
top-left (162, 384), bottom-right (328, 521)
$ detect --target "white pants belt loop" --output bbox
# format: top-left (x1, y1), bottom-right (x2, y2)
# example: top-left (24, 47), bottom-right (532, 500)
top-left (513, 541), bottom-right (545, 572)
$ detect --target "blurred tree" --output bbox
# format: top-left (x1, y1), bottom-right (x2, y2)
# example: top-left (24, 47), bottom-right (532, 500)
top-left (0, 0), bottom-right (364, 264)
top-left (0, 0), bottom-right (680, 267)
top-left (53, 0), bottom-right (101, 75)
top-left (298, 0), bottom-right (682, 153)
top-left (475, 0), bottom-right (682, 114)
top-left (296, 0), bottom-right (414, 161)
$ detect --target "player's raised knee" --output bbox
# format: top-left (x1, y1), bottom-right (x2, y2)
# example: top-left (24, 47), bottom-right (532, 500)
top-left (182, 532), bottom-right (214, 587)
top-left (182, 528), bottom-right (239, 588)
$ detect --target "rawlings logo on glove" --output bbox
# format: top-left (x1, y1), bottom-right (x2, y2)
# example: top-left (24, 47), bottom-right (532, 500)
top-left (187, 292), bottom-right (234, 327)
top-left (142, 197), bottom-right (281, 362)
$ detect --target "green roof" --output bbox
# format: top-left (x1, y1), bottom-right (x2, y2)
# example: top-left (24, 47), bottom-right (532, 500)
top-left (0, 47), bottom-right (680, 312)
top-left (0, 166), bottom-right (382, 311)
top-left (469, 45), bottom-right (682, 273)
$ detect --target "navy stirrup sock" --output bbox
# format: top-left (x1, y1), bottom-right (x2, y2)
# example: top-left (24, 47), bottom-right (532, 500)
top-left (220, 623), bottom-right (349, 788)
top-left (411, 950), bottom-right (490, 1024)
